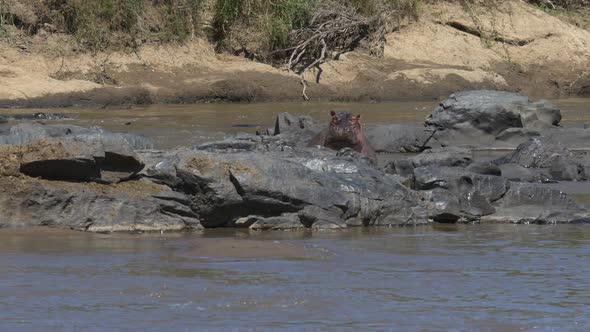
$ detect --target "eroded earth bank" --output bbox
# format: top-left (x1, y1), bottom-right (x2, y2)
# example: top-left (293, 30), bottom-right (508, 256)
top-left (1, 90), bottom-right (589, 232)
top-left (1, 1), bottom-right (590, 107)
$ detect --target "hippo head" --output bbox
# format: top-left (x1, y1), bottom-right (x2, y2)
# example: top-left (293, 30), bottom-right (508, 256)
top-left (325, 111), bottom-right (363, 149)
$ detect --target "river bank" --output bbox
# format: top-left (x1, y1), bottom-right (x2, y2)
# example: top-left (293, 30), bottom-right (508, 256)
top-left (1, 1), bottom-right (590, 108)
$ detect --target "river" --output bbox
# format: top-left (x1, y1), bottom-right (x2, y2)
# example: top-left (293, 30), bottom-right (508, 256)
top-left (1, 99), bottom-right (590, 331)
top-left (1, 225), bottom-right (589, 331)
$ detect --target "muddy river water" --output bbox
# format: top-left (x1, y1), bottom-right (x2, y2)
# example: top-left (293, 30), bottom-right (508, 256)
top-left (1, 99), bottom-right (590, 331)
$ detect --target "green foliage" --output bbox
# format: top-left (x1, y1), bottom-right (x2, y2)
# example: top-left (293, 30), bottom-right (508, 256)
top-left (7, 0), bottom-right (203, 50)
top-left (162, 0), bottom-right (202, 42)
top-left (213, 0), bottom-right (314, 52)
top-left (0, 1), bottom-right (4, 35)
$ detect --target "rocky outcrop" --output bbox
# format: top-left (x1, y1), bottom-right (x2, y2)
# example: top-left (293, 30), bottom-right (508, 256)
top-left (494, 138), bottom-right (589, 182)
top-left (427, 90), bottom-right (561, 146)
top-left (1, 99), bottom-right (589, 233)
top-left (0, 122), bottom-right (152, 183)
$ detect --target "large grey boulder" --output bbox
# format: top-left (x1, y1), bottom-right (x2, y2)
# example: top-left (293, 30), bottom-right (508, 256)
top-left (365, 124), bottom-right (441, 153)
top-left (484, 183), bottom-right (588, 224)
top-left (384, 147), bottom-right (473, 180)
top-left (494, 138), bottom-right (583, 182)
top-left (413, 166), bottom-right (509, 202)
top-left (0, 123), bottom-right (152, 183)
top-left (0, 179), bottom-right (200, 232)
top-left (495, 127), bottom-right (590, 149)
top-left (139, 147), bottom-right (429, 229)
top-left (427, 90), bottom-right (561, 146)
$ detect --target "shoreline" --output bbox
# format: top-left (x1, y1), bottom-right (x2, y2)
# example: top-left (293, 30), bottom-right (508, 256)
top-left (2, 1), bottom-right (590, 109)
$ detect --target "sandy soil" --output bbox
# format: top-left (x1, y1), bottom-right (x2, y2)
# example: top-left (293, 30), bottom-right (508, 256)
top-left (0, 0), bottom-right (589, 107)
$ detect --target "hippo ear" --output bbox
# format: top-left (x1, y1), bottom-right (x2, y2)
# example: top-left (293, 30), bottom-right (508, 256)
top-left (330, 111), bottom-right (336, 116)
top-left (356, 114), bottom-right (361, 119)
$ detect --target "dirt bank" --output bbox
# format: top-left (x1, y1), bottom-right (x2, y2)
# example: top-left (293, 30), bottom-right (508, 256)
top-left (1, 0), bottom-right (589, 108)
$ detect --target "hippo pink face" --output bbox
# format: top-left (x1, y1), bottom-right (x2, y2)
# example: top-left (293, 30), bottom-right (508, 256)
top-left (325, 111), bottom-right (363, 149)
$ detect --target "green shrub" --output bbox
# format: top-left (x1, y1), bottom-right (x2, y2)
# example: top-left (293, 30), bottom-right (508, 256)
top-left (212, 0), bottom-right (314, 56)
top-left (162, 0), bottom-right (202, 42)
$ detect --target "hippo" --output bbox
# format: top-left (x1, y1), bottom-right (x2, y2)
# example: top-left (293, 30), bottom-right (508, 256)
top-left (307, 111), bottom-right (377, 163)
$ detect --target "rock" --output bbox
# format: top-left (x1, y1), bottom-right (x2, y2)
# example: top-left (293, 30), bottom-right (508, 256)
top-left (16, 137), bottom-right (145, 183)
top-left (364, 124), bottom-right (441, 153)
top-left (249, 213), bottom-right (307, 230)
top-left (413, 166), bottom-right (509, 202)
top-left (420, 188), bottom-right (495, 223)
top-left (0, 122), bottom-right (153, 150)
top-left (383, 159), bottom-right (415, 178)
top-left (0, 116), bottom-right (7, 124)
top-left (20, 158), bottom-right (100, 182)
top-left (495, 138), bottom-right (570, 168)
top-left (486, 183), bottom-right (588, 224)
top-left (384, 147), bottom-right (471, 180)
top-left (273, 112), bottom-right (321, 136)
top-left (411, 147), bottom-right (472, 168)
top-left (427, 90), bottom-right (560, 132)
top-left (195, 138), bottom-right (260, 152)
top-left (421, 189), bottom-right (463, 223)
top-left (2, 120), bottom-right (589, 232)
top-left (549, 155), bottom-right (581, 181)
top-left (494, 128), bottom-right (543, 147)
top-left (0, 178), bottom-right (200, 232)
top-left (498, 163), bottom-right (550, 182)
top-left (467, 161), bottom-right (502, 176)
top-left (426, 90), bottom-right (561, 146)
top-left (139, 147), bottom-right (428, 229)
top-left (495, 127), bottom-right (590, 149)
top-left (8, 113), bottom-right (71, 120)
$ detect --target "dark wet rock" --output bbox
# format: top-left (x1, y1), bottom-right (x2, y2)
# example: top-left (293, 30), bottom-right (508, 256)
top-left (427, 90), bottom-right (560, 132)
top-left (365, 124), bottom-right (441, 153)
top-left (383, 159), bottom-right (415, 178)
top-left (0, 116), bottom-right (7, 123)
top-left (485, 183), bottom-right (588, 224)
top-left (549, 155), bottom-right (581, 181)
top-left (494, 138), bottom-right (570, 168)
top-left (1, 123), bottom-right (149, 183)
top-left (570, 218), bottom-right (590, 224)
top-left (249, 213), bottom-right (307, 230)
top-left (273, 112), bottom-right (321, 136)
top-left (412, 147), bottom-right (472, 168)
top-left (466, 161), bottom-right (502, 176)
top-left (495, 127), bottom-right (590, 150)
top-left (2, 118), bottom-right (590, 231)
top-left (420, 188), bottom-right (495, 223)
top-left (138, 147), bottom-right (429, 229)
top-left (413, 166), bottom-right (509, 202)
top-left (494, 128), bottom-right (543, 147)
top-left (0, 180), bottom-right (200, 232)
top-left (20, 158), bottom-right (100, 182)
top-left (195, 138), bottom-right (260, 152)
top-left (335, 147), bottom-right (375, 167)
top-left (383, 147), bottom-right (471, 180)
top-left (0, 122), bottom-right (153, 151)
top-left (9, 113), bottom-right (71, 120)
top-left (427, 90), bottom-right (561, 146)
top-left (498, 163), bottom-right (550, 182)
top-left (420, 189), bottom-right (463, 223)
